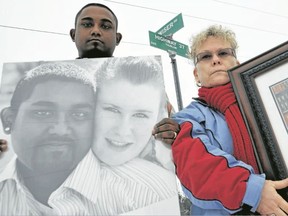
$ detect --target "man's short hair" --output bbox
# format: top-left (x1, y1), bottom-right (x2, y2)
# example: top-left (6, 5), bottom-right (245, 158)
top-left (74, 3), bottom-right (119, 30)
top-left (10, 61), bottom-right (96, 111)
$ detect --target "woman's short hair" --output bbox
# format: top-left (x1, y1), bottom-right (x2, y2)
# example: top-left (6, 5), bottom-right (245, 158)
top-left (189, 25), bottom-right (238, 64)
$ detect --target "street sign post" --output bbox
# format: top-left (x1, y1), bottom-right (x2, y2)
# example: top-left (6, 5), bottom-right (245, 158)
top-left (149, 13), bottom-right (188, 111)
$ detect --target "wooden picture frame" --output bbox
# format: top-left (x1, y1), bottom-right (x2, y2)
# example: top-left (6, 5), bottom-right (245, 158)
top-left (228, 41), bottom-right (288, 199)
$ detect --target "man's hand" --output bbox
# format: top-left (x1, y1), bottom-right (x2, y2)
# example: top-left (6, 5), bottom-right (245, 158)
top-left (257, 178), bottom-right (288, 216)
top-left (152, 118), bottom-right (180, 145)
top-left (0, 139), bottom-right (8, 153)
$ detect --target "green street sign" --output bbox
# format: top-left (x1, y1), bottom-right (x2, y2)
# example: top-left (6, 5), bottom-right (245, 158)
top-left (149, 31), bottom-right (189, 59)
top-left (156, 13), bottom-right (184, 36)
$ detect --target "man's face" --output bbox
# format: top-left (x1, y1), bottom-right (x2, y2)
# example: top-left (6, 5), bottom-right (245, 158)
top-left (71, 6), bottom-right (121, 58)
top-left (11, 80), bottom-right (94, 173)
top-left (194, 37), bottom-right (239, 88)
top-left (92, 79), bottom-right (161, 166)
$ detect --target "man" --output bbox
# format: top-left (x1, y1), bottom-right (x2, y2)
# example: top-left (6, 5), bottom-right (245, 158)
top-left (0, 62), bottom-right (96, 214)
top-left (69, 3), bottom-right (122, 59)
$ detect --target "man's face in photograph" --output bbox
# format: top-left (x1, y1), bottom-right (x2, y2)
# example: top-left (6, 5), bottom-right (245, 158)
top-left (11, 79), bottom-right (94, 173)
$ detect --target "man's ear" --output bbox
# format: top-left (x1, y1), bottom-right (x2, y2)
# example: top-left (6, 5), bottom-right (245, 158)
top-left (1, 108), bottom-right (15, 135)
top-left (70, 29), bottom-right (76, 42)
top-left (116, 33), bottom-right (122, 45)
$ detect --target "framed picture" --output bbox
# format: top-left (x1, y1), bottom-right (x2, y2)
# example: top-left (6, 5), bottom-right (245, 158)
top-left (228, 40), bottom-right (288, 200)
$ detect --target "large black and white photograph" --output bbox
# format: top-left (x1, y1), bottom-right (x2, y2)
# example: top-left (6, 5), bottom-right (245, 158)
top-left (0, 56), bottom-right (181, 215)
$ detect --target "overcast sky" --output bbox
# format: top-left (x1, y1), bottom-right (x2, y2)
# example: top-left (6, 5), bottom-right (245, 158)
top-left (1, 0), bottom-right (288, 110)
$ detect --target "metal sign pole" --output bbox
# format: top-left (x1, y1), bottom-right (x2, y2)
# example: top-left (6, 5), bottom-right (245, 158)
top-left (169, 52), bottom-right (183, 111)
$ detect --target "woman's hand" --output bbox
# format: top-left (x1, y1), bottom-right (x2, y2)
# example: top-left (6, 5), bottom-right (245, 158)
top-left (152, 118), bottom-right (180, 145)
top-left (257, 178), bottom-right (288, 216)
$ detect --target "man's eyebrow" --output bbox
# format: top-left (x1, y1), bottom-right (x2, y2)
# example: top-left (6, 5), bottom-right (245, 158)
top-left (80, 17), bottom-right (93, 22)
top-left (30, 101), bottom-right (55, 107)
top-left (80, 16), bottom-right (113, 24)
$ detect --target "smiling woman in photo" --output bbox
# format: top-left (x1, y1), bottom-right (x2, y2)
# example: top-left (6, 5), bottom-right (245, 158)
top-left (93, 56), bottom-right (170, 167)
top-left (89, 56), bottom-right (178, 215)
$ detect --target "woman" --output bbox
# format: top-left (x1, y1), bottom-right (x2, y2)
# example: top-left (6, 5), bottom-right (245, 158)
top-left (171, 25), bottom-right (288, 215)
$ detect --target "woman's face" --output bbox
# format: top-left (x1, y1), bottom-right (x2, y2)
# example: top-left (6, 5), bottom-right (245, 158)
top-left (193, 37), bottom-right (239, 88)
top-left (92, 79), bottom-right (161, 166)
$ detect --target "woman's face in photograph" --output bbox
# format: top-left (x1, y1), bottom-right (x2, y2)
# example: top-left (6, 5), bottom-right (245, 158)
top-left (92, 79), bottom-right (161, 166)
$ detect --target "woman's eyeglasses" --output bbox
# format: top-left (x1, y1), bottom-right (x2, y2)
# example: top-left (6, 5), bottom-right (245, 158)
top-left (194, 48), bottom-right (236, 65)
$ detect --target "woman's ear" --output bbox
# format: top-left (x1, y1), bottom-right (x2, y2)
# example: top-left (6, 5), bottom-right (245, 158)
top-left (1, 107), bottom-right (15, 134)
top-left (193, 68), bottom-right (200, 84)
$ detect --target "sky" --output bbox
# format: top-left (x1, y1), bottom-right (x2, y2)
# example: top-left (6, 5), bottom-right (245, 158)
top-left (0, 0), bottom-right (288, 111)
